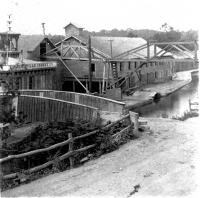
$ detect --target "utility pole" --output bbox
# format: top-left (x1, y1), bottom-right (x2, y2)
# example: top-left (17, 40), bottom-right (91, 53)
top-left (108, 39), bottom-right (113, 57)
top-left (88, 36), bottom-right (92, 93)
top-left (42, 23), bottom-right (46, 36)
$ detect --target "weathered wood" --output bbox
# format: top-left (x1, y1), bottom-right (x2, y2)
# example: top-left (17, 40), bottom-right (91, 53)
top-left (133, 113), bottom-right (139, 133)
top-left (17, 95), bottom-right (99, 122)
top-left (0, 138), bottom-right (72, 164)
top-left (104, 114), bottom-right (130, 129)
top-left (68, 133), bottom-right (74, 168)
top-left (2, 144), bottom-right (96, 180)
top-left (112, 124), bottom-right (133, 138)
top-left (19, 90), bottom-right (126, 113)
top-left (74, 130), bottom-right (99, 141)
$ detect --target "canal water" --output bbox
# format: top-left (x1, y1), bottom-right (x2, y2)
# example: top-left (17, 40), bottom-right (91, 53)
top-left (131, 73), bottom-right (199, 118)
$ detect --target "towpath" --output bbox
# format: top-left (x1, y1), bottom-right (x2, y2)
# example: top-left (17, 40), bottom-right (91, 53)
top-left (2, 117), bottom-right (199, 197)
top-left (123, 69), bottom-right (198, 109)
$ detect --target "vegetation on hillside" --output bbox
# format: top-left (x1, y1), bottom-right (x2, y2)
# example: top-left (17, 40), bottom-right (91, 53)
top-left (1, 118), bottom-right (135, 191)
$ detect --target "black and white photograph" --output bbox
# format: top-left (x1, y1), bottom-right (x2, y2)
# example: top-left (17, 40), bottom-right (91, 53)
top-left (0, 0), bottom-right (199, 197)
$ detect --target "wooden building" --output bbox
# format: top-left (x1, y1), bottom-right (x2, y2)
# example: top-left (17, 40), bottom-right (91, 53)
top-left (17, 23), bottom-right (198, 95)
top-left (41, 23), bottom-right (175, 94)
top-left (0, 30), bottom-right (59, 91)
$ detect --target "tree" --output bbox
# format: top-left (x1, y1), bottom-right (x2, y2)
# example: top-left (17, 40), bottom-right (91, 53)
top-left (127, 32), bottom-right (138, 38)
top-left (152, 23), bottom-right (182, 43)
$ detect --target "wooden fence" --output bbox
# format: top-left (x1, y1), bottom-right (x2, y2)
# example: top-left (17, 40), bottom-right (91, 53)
top-left (18, 95), bottom-right (100, 123)
top-left (19, 90), bottom-right (126, 113)
top-left (1, 113), bottom-right (134, 181)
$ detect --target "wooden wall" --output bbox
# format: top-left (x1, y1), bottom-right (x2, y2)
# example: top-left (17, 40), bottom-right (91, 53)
top-left (0, 69), bottom-right (57, 91)
top-left (19, 90), bottom-right (126, 113)
top-left (18, 95), bottom-right (99, 123)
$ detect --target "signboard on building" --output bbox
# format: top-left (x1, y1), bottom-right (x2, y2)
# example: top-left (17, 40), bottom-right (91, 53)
top-left (13, 61), bottom-right (57, 71)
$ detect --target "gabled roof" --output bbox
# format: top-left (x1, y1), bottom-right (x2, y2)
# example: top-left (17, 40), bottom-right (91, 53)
top-left (54, 35), bottom-right (169, 60)
top-left (18, 35), bottom-right (55, 52)
top-left (55, 35), bottom-right (87, 46)
top-left (63, 22), bottom-right (84, 29)
top-left (18, 35), bottom-right (56, 59)
top-left (90, 36), bottom-right (167, 59)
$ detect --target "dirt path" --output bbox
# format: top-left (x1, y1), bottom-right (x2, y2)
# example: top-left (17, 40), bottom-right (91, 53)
top-left (2, 117), bottom-right (199, 197)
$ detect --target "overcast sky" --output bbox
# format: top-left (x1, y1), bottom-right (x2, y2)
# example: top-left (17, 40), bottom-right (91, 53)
top-left (0, 0), bottom-right (199, 35)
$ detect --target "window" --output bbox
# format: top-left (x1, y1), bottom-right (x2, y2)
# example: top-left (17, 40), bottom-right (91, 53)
top-left (40, 43), bottom-right (46, 55)
top-left (120, 62), bottom-right (124, 71)
top-left (128, 62), bottom-right (131, 70)
top-left (134, 62), bottom-right (137, 68)
top-left (91, 63), bottom-right (95, 72)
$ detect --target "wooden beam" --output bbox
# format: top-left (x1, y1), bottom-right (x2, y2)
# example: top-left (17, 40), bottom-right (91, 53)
top-left (88, 36), bottom-right (92, 93)
top-left (147, 41), bottom-right (150, 62)
top-left (159, 46), bottom-right (173, 58)
top-left (70, 47), bottom-right (79, 58)
top-left (102, 62), bottom-right (106, 94)
top-left (172, 44), bottom-right (193, 58)
top-left (154, 44), bottom-right (157, 56)
top-left (149, 41), bottom-right (195, 45)
top-left (177, 44), bottom-right (195, 55)
top-left (54, 53), bottom-right (89, 93)
top-left (110, 44), bottom-right (148, 60)
top-left (150, 45), bottom-right (170, 60)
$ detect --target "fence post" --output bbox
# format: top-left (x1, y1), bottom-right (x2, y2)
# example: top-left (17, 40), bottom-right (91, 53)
top-left (68, 133), bottom-right (74, 168)
top-left (123, 109), bottom-right (133, 134)
top-left (133, 113), bottom-right (139, 133)
top-left (189, 99), bottom-right (191, 112)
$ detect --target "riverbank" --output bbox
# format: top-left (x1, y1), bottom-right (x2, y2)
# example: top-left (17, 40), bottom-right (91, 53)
top-left (2, 117), bottom-right (199, 197)
top-left (123, 69), bottom-right (198, 110)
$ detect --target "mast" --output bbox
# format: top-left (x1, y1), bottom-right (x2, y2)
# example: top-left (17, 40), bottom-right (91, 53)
top-left (6, 14), bottom-right (12, 66)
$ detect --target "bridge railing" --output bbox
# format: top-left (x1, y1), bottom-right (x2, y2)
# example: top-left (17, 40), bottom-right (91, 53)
top-left (19, 90), bottom-right (126, 113)
top-left (18, 95), bottom-right (100, 123)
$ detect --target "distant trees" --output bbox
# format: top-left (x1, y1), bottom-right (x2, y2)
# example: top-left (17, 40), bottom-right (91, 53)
top-left (127, 32), bottom-right (138, 38)
top-left (48, 34), bottom-right (65, 44)
top-left (151, 23), bottom-right (198, 50)
top-left (152, 23), bottom-right (182, 43)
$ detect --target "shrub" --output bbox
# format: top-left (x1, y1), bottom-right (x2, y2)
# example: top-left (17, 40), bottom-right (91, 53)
top-left (172, 110), bottom-right (199, 121)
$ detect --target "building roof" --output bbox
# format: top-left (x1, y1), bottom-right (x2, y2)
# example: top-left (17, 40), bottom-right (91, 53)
top-left (18, 35), bottom-right (46, 52)
top-left (56, 35), bottom-right (168, 59)
top-left (0, 30), bottom-right (21, 36)
top-left (64, 22), bottom-right (84, 29)
top-left (18, 35), bottom-right (56, 58)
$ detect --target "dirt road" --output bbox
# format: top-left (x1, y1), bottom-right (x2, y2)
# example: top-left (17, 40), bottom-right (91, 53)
top-left (2, 117), bottom-right (199, 197)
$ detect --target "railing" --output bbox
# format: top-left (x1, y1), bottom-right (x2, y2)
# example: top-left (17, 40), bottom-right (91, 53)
top-left (19, 90), bottom-right (126, 113)
top-left (1, 113), bottom-right (134, 181)
top-left (18, 95), bottom-right (100, 123)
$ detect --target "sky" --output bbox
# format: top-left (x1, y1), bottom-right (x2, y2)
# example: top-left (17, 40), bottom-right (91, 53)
top-left (0, 0), bottom-right (199, 35)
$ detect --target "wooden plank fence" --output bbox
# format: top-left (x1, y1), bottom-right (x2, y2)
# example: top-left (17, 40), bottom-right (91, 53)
top-left (19, 90), bottom-right (126, 113)
top-left (18, 95), bottom-right (100, 123)
top-left (1, 113), bottom-right (135, 181)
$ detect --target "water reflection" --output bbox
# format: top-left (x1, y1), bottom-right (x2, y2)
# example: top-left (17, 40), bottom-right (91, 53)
top-left (131, 73), bottom-right (199, 118)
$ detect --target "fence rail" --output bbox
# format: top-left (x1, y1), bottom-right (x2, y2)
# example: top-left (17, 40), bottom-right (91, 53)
top-left (1, 114), bottom-right (134, 180)
top-left (19, 90), bottom-right (126, 113)
top-left (18, 95), bottom-right (100, 123)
